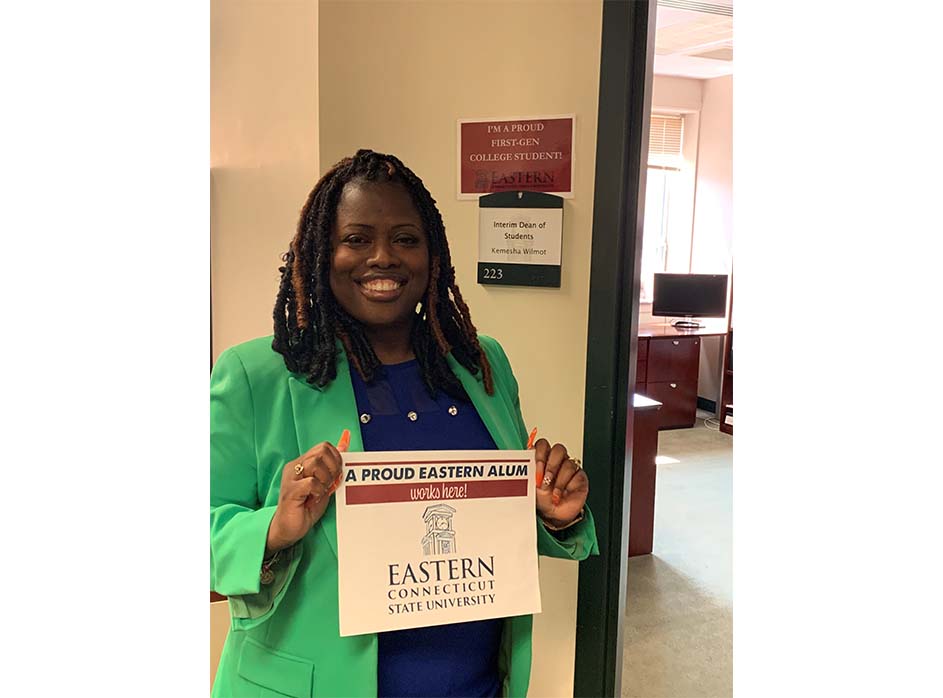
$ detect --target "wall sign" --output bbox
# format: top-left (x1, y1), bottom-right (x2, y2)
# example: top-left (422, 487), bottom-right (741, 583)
top-left (478, 191), bottom-right (563, 288)
top-left (458, 115), bottom-right (575, 198)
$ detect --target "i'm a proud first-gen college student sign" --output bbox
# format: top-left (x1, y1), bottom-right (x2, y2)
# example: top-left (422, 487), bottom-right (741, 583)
top-left (457, 115), bottom-right (575, 199)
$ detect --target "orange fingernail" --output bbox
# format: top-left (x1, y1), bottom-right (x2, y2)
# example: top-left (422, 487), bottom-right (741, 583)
top-left (526, 427), bottom-right (538, 450)
top-left (552, 493), bottom-right (561, 506)
top-left (337, 429), bottom-right (350, 452)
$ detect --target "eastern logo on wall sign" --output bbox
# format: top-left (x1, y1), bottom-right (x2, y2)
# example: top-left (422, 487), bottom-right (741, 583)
top-left (421, 504), bottom-right (456, 556)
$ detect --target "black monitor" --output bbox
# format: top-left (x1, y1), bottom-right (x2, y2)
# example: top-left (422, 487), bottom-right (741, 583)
top-left (652, 273), bottom-right (729, 328)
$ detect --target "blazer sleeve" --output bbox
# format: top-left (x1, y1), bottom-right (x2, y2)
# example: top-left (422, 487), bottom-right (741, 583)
top-left (210, 347), bottom-right (301, 625)
top-left (484, 337), bottom-right (600, 562)
top-left (536, 509), bottom-right (599, 561)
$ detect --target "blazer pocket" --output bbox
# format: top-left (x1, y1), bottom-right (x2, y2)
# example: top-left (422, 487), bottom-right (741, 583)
top-left (237, 636), bottom-right (315, 697)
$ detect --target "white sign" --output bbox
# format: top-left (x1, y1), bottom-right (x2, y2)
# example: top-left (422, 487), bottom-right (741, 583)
top-left (478, 207), bottom-right (563, 266)
top-left (335, 450), bottom-right (541, 637)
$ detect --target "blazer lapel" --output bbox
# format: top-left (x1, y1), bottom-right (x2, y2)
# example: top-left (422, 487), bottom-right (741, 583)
top-left (287, 347), bottom-right (519, 559)
top-left (448, 354), bottom-right (523, 450)
top-left (287, 347), bottom-right (363, 559)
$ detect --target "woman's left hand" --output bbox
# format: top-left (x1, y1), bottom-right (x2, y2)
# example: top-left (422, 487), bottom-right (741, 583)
top-left (533, 438), bottom-right (589, 529)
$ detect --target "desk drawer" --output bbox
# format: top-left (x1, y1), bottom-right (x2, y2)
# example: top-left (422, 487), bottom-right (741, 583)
top-left (637, 338), bottom-right (649, 362)
top-left (645, 380), bottom-right (697, 429)
top-left (647, 337), bottom-right (700, 382)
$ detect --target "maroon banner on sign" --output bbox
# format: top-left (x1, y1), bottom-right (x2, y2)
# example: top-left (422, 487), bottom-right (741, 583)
top-left (458, 116), bottom-right (574, 197)
top-left (345, 479), bottom-right (528, 505)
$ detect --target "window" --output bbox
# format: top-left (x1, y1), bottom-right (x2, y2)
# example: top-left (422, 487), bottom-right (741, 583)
top-left (640, 114), bottom-right (685, 302)
top-left (640, 168), bottom-right (674, 301)
top-left (648, 114), bottom-right (683, 169)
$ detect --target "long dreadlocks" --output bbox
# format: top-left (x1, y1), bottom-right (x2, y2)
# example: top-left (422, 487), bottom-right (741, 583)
top-left (272, 149), bottom-right (494, 401)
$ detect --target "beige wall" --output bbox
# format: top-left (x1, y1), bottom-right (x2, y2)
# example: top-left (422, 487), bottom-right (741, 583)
top-left (319, 1), bottom-right (603, 694)
top-left (211, 0), bottom-right (320, 361)
top-left (210, 600), bottom-right (230, 687)
top-left (210, 0), bottom-right (319, 681)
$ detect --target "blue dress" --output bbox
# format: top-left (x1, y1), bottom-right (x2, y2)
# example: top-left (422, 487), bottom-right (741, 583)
top-left (350, 359), bottom-right (503, 698)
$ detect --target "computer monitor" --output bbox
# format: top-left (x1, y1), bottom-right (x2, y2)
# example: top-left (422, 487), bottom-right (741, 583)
top-left (652, 273), bottom-right (729, 328)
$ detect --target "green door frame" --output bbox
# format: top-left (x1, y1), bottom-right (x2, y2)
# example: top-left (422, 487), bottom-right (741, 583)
top-left (574, 1), bottom-right (656, 695)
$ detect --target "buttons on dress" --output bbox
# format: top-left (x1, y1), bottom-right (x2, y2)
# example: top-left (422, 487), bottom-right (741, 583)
top-left (360, 413), bottom-right (371, 424)
top-left (448, 405), bottom-right (458, 416)
top-left (407, 411), bottom-right (418, 422)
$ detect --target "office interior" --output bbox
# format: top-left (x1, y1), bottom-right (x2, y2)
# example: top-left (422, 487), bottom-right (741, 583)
top-left (211, 1), bottom-right (732, 696)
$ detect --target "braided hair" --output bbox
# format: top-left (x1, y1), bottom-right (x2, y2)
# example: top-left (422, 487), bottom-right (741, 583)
top-left (272, 149), bottom-right (494, 400)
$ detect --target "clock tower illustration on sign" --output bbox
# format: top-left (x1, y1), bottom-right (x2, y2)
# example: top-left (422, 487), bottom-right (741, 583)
top-left (421, 504), bottom-right (457, 556)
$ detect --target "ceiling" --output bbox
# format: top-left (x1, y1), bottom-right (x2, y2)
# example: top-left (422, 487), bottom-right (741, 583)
top-left (654, 0), bottom-right (733, 80)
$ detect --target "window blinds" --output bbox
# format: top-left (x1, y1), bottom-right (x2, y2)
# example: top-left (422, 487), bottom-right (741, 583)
top-left (648, 114), bottom-right (684, 169)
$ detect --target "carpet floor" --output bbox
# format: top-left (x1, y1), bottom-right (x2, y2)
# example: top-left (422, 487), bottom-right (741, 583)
top-left (621, 419), bottom-right (733, 698)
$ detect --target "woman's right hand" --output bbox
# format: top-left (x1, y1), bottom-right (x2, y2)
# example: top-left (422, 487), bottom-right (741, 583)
top-left (266, 429), bottom-right (350, 554)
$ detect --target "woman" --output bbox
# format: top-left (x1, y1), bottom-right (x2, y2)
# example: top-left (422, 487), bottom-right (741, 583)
top-left (211, 149), bottom-right (598, 697)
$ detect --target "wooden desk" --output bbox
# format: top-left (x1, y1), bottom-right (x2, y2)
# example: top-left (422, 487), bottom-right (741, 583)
top-left (636, 320), bottom-right (728, 429)
top-left (629, 393), bottom-right (662, 557)
top-left (637, 318), bottom-right (728, 339)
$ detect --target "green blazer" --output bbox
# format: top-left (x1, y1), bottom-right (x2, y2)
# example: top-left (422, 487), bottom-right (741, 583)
top-left (211, 335), bottom-right (598, 698)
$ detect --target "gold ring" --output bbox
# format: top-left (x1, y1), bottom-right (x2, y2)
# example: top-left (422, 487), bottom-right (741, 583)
top-left (293, 463), bottom-right (305, 476)
top-left (571, 458), bottom-right (582, 469)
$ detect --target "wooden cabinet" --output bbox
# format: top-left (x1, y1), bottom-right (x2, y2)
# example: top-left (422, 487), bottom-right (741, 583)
top-left (635, 334), bottom-right (702, 430)
top-left (635, 338), bottom-right (648, 384)
top-left (648, 337), bottom-right (699, 381)
top-left (628, 395), bottom-right (662, 557)
top-left (719, 282), bottom-right (734, 435)
top-left (720, 328), bottom-right (733, 435)
top-left (644, 379), bottom-right (697, 428)
top-left (635, 338), bottom-right (648, 395)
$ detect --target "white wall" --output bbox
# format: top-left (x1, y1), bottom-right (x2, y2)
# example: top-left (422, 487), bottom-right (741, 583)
top-left (210, 0), bottom-right (320, 361)
top-left (691, 75), bottom-right (733, 403)
top-left (319, 2), bottom-right (603, 694)
top-left (642, 74), bottom-right (732, 406)
top-left (652, 74), bottom-right (703, 112)
top-left (691, 74), bottom-right (733, 275)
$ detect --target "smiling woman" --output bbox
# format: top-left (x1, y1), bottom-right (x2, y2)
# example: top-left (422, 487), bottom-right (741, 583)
top-left (329, 180), bottom-right (430, 363)
top-left (273, 149), bottom-right (494, 402)
top-left (210, 149), bottom-right (598, 698)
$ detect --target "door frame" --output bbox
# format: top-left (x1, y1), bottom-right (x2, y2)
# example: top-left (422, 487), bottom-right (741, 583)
top-left (574, 1), bottom-right (656, 695)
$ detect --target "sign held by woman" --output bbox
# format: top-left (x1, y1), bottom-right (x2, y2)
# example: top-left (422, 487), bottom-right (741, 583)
top-left (336, 450), bottom-right (541, 637)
